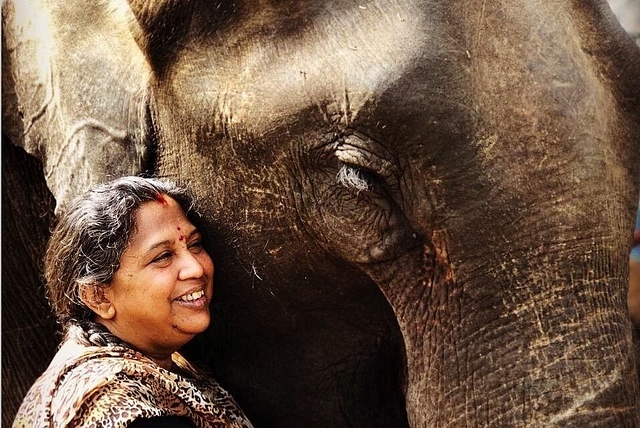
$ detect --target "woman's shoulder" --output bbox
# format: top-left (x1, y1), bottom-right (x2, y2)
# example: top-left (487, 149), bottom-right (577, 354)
top-left (14, 332), bottom-right (254, 428)
top-left (13, 333), bottom-right (139, 427)
top-left (128, 416), bottom-right (196, 428)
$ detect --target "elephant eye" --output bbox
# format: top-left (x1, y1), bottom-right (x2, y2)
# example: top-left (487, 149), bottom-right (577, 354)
top-left (336, 164), bottom-right (380, 193)
top-left (333, 133), bottom-right (398, 196)
top-left (303, 131), bottom-right (411, 264)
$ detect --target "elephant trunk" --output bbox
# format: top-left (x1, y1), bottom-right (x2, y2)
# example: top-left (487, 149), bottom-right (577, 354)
top-left (363, 152), bottom-right (640, 426)
top-left (370, 229), bottom-right (638, 426)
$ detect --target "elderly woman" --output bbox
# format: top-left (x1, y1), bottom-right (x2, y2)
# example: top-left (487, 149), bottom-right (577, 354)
top-left (13, 176), bottom-right (253, 428)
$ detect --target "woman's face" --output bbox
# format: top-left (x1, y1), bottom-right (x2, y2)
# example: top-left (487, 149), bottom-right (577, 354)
top-left (99, 195), bottom-right (214, 357)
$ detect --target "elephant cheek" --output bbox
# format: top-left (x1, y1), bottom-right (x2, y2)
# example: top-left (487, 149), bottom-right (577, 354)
top-left (298, 191), bottom-right (419, 265)
top-left (359, 230), bottom-right (460, 335)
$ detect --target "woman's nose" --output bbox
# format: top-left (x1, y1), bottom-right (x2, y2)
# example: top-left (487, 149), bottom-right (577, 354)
top-left (178, 251), bottom-right (205, 280)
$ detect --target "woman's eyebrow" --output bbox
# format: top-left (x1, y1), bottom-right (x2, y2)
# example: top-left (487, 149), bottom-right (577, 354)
top-left (145, 240), bottom-right (173, 253)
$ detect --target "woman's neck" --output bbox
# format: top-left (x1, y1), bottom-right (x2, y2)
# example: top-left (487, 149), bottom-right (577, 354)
top-left (77, 320), bottom-right (176, 371)
top-left (144, 352), bottom-right (174, 370)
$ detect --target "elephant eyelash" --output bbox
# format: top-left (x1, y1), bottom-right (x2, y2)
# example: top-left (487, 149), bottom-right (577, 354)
top-left (336, 164), bottom-right (379, 193)
top-left (332, 132), bottom-right (399, 186)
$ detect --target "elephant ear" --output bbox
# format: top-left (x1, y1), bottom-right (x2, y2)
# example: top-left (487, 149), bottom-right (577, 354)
top-left (126, 0), bottom-right (195, 73)
top-left (2, 0), bottom-right (152, 213)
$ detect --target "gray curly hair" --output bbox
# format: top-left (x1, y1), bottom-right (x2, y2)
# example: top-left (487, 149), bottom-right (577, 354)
top-left (44, 176), bottom-right (200, 328)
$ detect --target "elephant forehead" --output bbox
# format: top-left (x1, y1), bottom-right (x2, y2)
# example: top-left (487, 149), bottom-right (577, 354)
top-left (172, 2), bottom-right (436, 134)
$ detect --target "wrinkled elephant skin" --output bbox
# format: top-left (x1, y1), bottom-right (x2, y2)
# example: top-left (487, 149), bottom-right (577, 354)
top-left (1, 0), bottom-right (150, 210)
top-left (3, 0), bottom-right (640, 427)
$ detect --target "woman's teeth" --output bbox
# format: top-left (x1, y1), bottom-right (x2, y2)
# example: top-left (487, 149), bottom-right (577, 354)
top-left (179, 290), bottom-right (204, 302)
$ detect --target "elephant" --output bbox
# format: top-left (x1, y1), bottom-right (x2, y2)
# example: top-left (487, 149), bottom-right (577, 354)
top-left (3, 0), bottom-right (640, 427)
top-left (608, 0), bottom-right (640, 45)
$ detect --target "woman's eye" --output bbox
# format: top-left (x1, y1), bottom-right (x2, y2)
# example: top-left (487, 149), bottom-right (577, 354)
top-left (188, 239), bottom-right (204, 253)
top-left (151, 251), bottom-right (172, 264)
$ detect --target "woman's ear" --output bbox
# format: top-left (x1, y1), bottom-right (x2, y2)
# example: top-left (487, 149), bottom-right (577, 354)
top-left (79, 284), bottom-right (116, 320)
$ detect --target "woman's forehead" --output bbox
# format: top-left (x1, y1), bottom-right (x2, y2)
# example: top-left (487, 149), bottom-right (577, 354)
top-left (129, 198), bottom-right (195, 242)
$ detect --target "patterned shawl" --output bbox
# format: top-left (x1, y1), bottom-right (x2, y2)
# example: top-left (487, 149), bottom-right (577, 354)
top-left (13, 329), bottom-right (254, 428)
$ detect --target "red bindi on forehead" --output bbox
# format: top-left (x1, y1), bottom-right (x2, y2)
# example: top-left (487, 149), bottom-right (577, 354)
top-left (154, 193), bottom-right (168, 206)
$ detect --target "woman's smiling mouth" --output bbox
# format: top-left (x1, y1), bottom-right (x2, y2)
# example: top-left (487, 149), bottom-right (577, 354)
top-left (176, 289), bottom-right (205, 302)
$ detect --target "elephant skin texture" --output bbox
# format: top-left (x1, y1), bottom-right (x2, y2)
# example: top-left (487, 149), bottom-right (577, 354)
top-left (3, 0), bottom-right (640, 427)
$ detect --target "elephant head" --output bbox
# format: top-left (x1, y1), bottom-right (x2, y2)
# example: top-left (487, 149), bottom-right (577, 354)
top-left (3, 0), bottom-right (640, 426)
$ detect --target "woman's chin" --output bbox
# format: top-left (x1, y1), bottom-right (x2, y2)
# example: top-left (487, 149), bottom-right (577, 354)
top-left (174, 314), bottom-right (211, 337)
